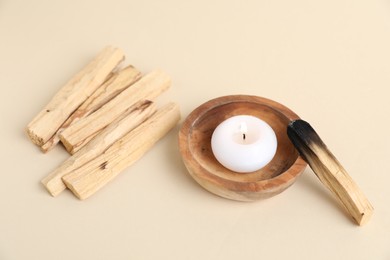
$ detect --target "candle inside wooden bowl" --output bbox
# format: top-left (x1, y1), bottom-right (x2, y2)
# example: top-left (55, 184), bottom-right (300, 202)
top-left (178, 95), bottom-right (307, 201)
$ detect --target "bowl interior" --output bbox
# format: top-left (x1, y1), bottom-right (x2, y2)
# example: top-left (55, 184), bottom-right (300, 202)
top-left (188, 100), bottom-right (299, 183)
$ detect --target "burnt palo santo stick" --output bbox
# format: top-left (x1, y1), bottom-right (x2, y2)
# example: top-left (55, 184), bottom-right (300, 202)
top-left (287, 120), bottom-right (373, 226)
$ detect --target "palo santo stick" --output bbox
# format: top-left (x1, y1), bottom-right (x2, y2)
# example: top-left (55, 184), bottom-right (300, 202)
top-left (40, 65), bottom-right (141, 153)
top-left (287, 120), bottom-right (373, 226)
top-left (27, 46), bottom-right (124, 146)
top-left (62, 103), bottom-right (180, 200)
top-left (41, 100), bottom-right (156, 197)
top-left (60, 70), bottom-right (171, 154)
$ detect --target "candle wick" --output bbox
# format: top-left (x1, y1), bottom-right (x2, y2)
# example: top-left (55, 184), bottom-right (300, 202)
top-left (243, 133), bottom-right (246, 140)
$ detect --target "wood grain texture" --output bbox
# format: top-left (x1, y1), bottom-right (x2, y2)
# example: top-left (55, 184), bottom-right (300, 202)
top-left (40, 65), bottom-right (141, 153)
top-left (41, 100), bottom-right (156, 197)
top-left (287, 120), bottom-right (373, 225)
top-left (26, 46), bottom-right (124, 146)
top-left (59, 69), bottom-right (171, 154)
top-left (62, 103), bottom-right (180, 200)
top-left (179, 95), bottom-right (307, 201)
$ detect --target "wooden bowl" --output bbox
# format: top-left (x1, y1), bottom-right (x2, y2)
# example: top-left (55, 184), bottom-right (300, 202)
top-left (179, 95), bottom-right (307, 201)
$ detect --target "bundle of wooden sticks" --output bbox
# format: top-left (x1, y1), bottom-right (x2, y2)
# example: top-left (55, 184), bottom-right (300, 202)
top-left (26, 46), bottom-right (180, 200)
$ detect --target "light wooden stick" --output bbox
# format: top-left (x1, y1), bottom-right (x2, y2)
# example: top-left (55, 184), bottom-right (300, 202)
top-left (41, 100), bottom-right (156, 197)
top-left (26, 46), bottom-right (124, 146)
top-left (62, 103), bottom-right (180, 200)
top-left (40, 65), bottom-right (141, 153)
top-left (287, 120), bottom-right (373, 226)
top-left (59, 70), bottom-right (171, 154)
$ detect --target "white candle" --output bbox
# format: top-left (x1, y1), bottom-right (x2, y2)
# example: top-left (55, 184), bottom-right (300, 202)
top-left (211, 115), bottom-right (277, 173)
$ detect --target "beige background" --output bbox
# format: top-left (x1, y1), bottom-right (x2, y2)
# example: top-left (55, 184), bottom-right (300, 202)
top-left (1, 0), bottom-right (389, 259)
